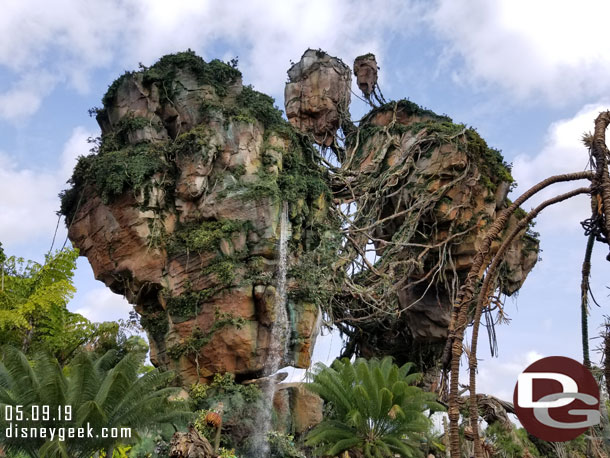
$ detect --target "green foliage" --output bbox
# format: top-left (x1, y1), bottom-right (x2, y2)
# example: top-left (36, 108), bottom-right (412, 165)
top-left (289, 228), bottom-right (342, 306)
top-left (305, 357), bottom-right (444, 458)
top-left (358, 101), bottom-right (514, 194)
top-left (235, 86), bottom-right (285, 130)
top-left (62, 51), bottom-right (243, 221)
top-left (218, 447), bottom-right (239, 458)
top-left (191, 372), bottom-right (263, 452)
top-left (234, 137), bottom-right (331, 239)
top-left (0, 247), bottom-right (148, 364)
top-left (68, 144), bottom-right (167, 206)
top-left (140, 50), bottom-right (242, 99)
top-left (167, 310), bottom-right (246, 359)
top-left (266, 431), bottom-right (306, 458)
top-left (165, 289), bottom-right (210, 322)
top-left (86, 319), bottom-right (149, 363)
top-left (464, 128), bottom-right (514, 187)
top-left (0, 249), bottom-right (78, 352)
top-left (278, 147), bottom-right (330, 205)
top-left (168, 219), bottom-right (249, 255)
top-left (102, 71), bottom-right (133, 107)
top-left (366, 99), bottom-right (452, 124)
top-left (33, 306), bottom-right (96, 363)
top-left (165, 259), bottom-right (239, 322)
top-left (485, 423), bottom-right (540, 457)
top-left (102, 51), bottom-right (241, 107)
top-left (0, 347), bottom-right (192, 457)
top-left (109, 114), bottom-right (161, 147)
top-left (168, 124), bottom-right (212, 159)
top-left (192, 372), bottom-right (261, 404)
top-left (237, 167), bottom-right (281, 200)
top-left (139, 308), bottom-right (169, 344)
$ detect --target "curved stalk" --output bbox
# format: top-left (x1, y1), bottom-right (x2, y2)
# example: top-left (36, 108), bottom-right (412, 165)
top-left (446, 171), bottom-right (593, 458)
top-left (581, 232), bottom-right (595, 369)
top-left (467, 187), bottom-right (591, 457)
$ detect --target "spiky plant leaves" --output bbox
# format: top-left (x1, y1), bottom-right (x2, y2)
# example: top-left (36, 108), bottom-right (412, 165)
top-left (0, 346), bottom-right (193, 457)
top-left (39, 439), bottom-right (70, 458)
top-left (306, 356), bottom-right (444, 457)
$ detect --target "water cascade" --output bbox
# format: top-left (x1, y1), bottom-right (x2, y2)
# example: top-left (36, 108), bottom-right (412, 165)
top-left (251, 202), bottom-right (291, 456)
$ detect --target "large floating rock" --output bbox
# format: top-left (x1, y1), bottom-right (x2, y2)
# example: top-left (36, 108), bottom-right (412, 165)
top-left (284, 49), bottom-right (351, 146)
top-left (333, 99), bottom-right (539, 367)
top-left (353, 53), bottom-right (379, 99)
top-left (63, 52), bottom-right (329, 385)
top-left (62, 49), bottom-right (540, 386)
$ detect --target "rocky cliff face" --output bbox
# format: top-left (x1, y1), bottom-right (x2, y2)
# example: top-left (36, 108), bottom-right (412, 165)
top-left (62, 52), bottom-right (329, 384)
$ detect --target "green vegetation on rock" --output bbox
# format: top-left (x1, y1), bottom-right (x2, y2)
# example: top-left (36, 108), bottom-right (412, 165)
top-left (168, 219), bottom-right (250, 255)
top-left (167, 309), bottom-right (246, 359)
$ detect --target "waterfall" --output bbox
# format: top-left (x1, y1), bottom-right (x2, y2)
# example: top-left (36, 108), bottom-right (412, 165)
top-left (250, 202), bottom-right (290, 457)
top-left (274, 201), bottom-right (291, 363)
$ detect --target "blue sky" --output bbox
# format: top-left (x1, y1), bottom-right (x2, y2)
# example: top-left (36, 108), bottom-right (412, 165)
top-left (1, 0), bottom-right (609, 401)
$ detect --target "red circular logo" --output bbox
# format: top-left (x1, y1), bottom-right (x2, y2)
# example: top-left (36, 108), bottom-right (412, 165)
top-left (513, 356), bottom-right (600, 442)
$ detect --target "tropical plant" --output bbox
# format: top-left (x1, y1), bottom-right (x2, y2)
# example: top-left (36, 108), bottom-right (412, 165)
top-left (0, 346), bottom-right (193, 457)
top-left (305, 356), bottom-right (444, 457)
top-left (266, 430), bottom-right (306, 458)
top-left (191, 372), bottom-right (263, 451)
top-left (0, 248), bottom-right (79, 353)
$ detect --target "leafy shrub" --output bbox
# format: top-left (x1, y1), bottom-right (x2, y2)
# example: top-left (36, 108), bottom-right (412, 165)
top-left (306, 356), bottom-right (445, 457)
top-left (267, 431), bottom-right (306, 458)
top-left (191, 373), bottom-right (264, 451)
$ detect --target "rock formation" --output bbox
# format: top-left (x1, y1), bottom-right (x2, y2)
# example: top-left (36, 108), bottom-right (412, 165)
top-left (284, 49), bottom-right (351, 146)
top-left (169, 425), bottom-right (214, 458)
top-left (62, 52), bottom-right (328, 385)
top-left (273, 383), bottom-right (324, 435)
top-left (353, 53), bottom-right (379, 101)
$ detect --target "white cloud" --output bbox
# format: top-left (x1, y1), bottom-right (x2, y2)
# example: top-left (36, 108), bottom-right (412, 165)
top-left (0, 0), bottom-right (419, 121)
top-left (429, 0), bottom-right (610, 102)
top-left (73, 287), bottom-right (132, 323)
top-left (511, 102), bottom-right (607, 233)
top-left (476, 350), bottom-right (544, 401)
top-left (0, 126), bottom-right (93, 247)
top-left (0, 87), bottom-right (44, 121)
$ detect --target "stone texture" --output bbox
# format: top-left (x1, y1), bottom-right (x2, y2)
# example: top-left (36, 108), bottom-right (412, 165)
top-left (357, 102), bottom-right (538, 343)
top-left (273, 382), bottom-right (324, 435)
top-left (68, 60), bottom-right (323, 386)
top-left (66, 49), bottom-right (540, 389)
top-left (353, 54), bottom-right (378, 98)
top-left (329, 98), bottom-right (540, 367)
top-left (284, 49), bottom-right (351, 146)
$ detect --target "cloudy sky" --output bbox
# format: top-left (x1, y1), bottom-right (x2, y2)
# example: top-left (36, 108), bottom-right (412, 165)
top-left (1, 0), bottom-right (609, 401)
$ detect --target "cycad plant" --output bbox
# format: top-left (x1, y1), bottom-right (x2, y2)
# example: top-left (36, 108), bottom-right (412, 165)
top-left (305, 356), bottom-right (444, 458)
top-left (0, 346), bottom-right (192, 457)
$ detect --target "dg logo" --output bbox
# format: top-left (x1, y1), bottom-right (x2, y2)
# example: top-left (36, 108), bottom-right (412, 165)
top-left (513, 356), bottom-right (600, 441)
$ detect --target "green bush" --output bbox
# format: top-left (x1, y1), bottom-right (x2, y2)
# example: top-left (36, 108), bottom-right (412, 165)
top-left (191, 373), bottom-right (264, 453)
top-left (306, 356), bottom-right (445, 458)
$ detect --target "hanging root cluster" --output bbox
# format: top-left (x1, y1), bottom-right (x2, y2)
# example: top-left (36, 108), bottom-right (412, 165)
top-left (316, 100), bottom-right (539, 373)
